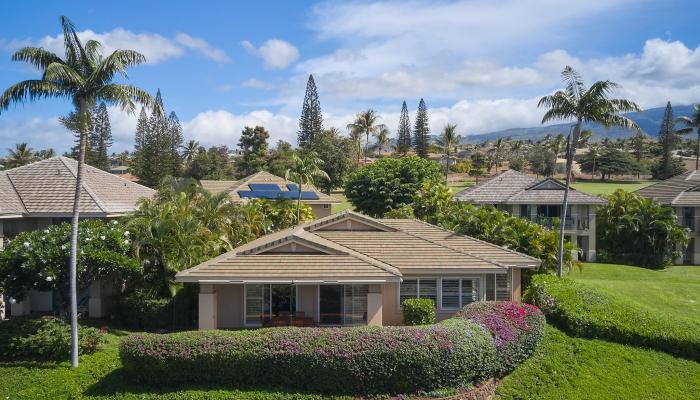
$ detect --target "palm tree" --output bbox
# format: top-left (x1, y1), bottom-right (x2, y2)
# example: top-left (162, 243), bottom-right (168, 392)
top-left (348, 126), bottom-right (363, 164)
top-left (437, 124), bottom-right (461, 184)
top-left (346, 110), bottom-right (384, 164)
top-left (676, 104), bottom-right (700, 170)
top-left (182, 140), bottom-right (200, 164)
top-left (538, 66), bottom-right (640, 277)
top-left (487, 137), bottom-right (508, 172)
top-left (286, 151), bottom-right (329, 223)
top-left (0, 16), bottom-right (157, 367)
top-left (5, 143), bottom-right (35, 168)
top-left (587, 142), bottom-right (602, 179)
top-left (374, 125), bottom-right (391, 156)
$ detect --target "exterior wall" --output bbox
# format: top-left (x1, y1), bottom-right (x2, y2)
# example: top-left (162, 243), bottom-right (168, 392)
top-left (382, 282), bottom-right (402, 326)
top-left (512, 268), bottom-right (522, 301)
top-left (309, 204), bottom-right (332, 219)
top-left (674, 206), bottom-right (700, 265)
top-left (30, 290), bottom-right (53, 313)
top-left (297, 285), bottom-right (318, 322)
top-left (216, 284), bottom-right (244, 328)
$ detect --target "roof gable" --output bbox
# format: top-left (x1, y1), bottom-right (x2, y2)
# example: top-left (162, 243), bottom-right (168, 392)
top-left (527, 178), bottom-right (566, 190)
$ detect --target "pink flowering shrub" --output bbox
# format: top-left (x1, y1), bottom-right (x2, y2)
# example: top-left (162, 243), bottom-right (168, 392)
top-left (456, 301), bottom-right (545, 375)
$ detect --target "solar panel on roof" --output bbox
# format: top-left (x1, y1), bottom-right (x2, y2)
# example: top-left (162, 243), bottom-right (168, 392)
top-left (286, 183), bottom-right (299, 192)
top-left (248, 183), bottom-right (281, 191)
top-left (238, 190), bottom-right (319, 200)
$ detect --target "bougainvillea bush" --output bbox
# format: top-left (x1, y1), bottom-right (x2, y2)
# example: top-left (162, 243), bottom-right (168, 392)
top-left (525, 274), bottom-right (700, 361)
top-left (120, 302), bottom-right (545, 395)
top-left (121, 319), bottom-right (497, 394)
top-left (456, 301), bottom-right (545, 375)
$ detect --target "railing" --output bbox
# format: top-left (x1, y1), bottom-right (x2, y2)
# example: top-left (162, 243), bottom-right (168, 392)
top-left (528, 216), bottom-right (590, 231)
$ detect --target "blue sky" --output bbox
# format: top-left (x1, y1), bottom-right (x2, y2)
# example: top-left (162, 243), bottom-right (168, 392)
top-left (1, 0), bottom-right (699, 154)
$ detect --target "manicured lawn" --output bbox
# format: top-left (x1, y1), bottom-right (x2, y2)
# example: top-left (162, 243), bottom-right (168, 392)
top-left (496, 325), bottom-right (700, 400)
top-left (571, 180), bottom-right (654, 196)
top-left (571, 263), bottom-right (700, 324)
top-left (0, 331), bottom-right (350, 400)
top-left (448, 178), bottom-right (475, 194)
top-left (331, 191), bottom-right (353, 213)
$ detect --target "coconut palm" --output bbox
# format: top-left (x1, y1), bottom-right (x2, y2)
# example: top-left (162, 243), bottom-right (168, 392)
top-left (437, 124), bottom-right (462, 184)
top-left (182, 139), bottom-right (200, 164)
top-left (346, 110), bottom-right (384, 164)
top-left (487, 137), bottom-right (509, 172)
top-left (676, 104), bottom-right (700, 170)
top-left (286, 151), bottom-right (329, 223)
top-left (538, 65), bottom-right (640, 277)
top-left (0, 16), bottom-right (157, 367)
top-left (348, 126), bottom-right (363, 164)
top-left (5, 143), bottom-right (36, 168)
top-left (374, 125), bottom-right (391, 156)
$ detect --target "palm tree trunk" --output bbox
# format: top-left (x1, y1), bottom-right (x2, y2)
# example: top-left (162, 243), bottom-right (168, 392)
top-left (445, 150), bottom-right (450, 185)
top-left (296, 181), bottom-right (302, 224)
top-left (696, 129), bottom-right (699, 170)
top-left (557, 122), bottom-right (580, 278)
top-left (69, 104), bottom-right (88, 368)
top-left (365, 131), bottom-right (370, 164)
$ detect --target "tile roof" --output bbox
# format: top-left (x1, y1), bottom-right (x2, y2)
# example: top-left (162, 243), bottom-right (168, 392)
top-left (0, 157), bottom-right (155, 217)
top-left (201, 171), bottom-right (339, 204)
top-left (454, 169), bottom-right (606, 205)
top-left (635, 170), bottom-right (700, 206)
top-left (176, 211), bottom-right (540, 282)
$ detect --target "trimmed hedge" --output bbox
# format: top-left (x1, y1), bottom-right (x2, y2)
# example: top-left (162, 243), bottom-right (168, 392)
top-left (457, 301), bottom-right (545, 375)
top-left (402, 298), bottom-right (436, 325)
top-left (120, 302), bottom-right (545, 395)
top-left (120, 318), bottom-right (496, 394)
top-left (525, 274), bottom-right (700, 361)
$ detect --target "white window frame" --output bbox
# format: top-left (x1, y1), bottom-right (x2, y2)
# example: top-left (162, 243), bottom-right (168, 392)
top-left (437, 276), bottom-right (483, 311)
top-left (399, 277), bottom-right (438, 308)
top-left (244, 284), bottom-right (300, 327)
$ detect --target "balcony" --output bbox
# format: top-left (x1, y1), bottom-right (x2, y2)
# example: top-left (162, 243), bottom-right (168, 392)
top-left (528, 216), bottom-right (589, 231)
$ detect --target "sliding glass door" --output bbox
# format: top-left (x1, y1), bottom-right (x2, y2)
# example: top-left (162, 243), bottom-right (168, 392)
top-left (245, 284), bottom-right (296, 326)
top-left (319, 284), bottom-right (368, 325)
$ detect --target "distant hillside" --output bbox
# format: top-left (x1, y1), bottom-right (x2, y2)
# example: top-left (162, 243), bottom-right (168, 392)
top-left (462, 104), bottom-right (697, 143)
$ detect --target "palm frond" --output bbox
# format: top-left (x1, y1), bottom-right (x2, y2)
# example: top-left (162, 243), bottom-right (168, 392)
top-left (0, 80), bottom-right (69, 112)
top-left (11, 47), bottom-right (63, 70)
top-left (561, 66), bottom-right (585, 101)
top-left (43, 62), bottom-right (85, 86)
top-left (90, 49), bottom-right (147, 86)
top-left (96, 84), bottom-right (155, 115)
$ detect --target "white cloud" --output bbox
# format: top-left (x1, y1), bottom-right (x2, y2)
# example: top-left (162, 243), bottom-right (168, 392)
top-left (242, 39), bottom-right (299, 69)
top-left (242, 78), bottom-right (275, 90)
top-left (5, 28), bottom-right (228, 65)
top-left (183, 110), bottom-right (298, 146)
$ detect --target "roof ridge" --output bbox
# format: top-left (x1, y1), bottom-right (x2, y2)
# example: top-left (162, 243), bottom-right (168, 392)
top-left (3, 172), bottom-right (28, 215)
top-left (59, 157), bottom-right (110, 213)
top-left (405, 218), bottom-right (540, 264)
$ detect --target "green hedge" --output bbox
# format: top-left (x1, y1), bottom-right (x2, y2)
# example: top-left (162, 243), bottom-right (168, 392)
top-left (115, 287), bottom-right (197, 331)
top-left (0, 317), bottom-right (106, 360)
top-left (402, 298), bottom-right (436, 325)
top-left (525, 274), bottom-right (700, 361)
top-left (121, 319), bottom-right (498, 395)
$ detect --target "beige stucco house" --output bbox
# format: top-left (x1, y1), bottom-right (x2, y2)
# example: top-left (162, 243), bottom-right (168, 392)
top-left (636, 170), bottom-right (700, 264)
top-left (454, 170), bottom-right (606, 261)
top-left (201, 171), bottom-right (340, 219)
top-left (0, 157), bottom-right (155, 319)
top-left (176, 211), bottom-right (540, 330)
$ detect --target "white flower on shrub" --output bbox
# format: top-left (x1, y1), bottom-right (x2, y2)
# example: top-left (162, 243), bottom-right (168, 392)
top-left (124, 231), bottom-right (130, 237)
top-left (112, 220), bottom-right (118, 225)
top-left (23, 241), bottom-right (30, 248)
top-left (46, 276), bottom-right (53, 282)
top-left (100, 235), bottom-right (106, 240)
top-left (124, 239), bottom-right (130, 245)
top-left (61, 244), bottom-right (67, 250)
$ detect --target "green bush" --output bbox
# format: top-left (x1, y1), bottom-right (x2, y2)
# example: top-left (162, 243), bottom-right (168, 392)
top-left (525, 274), bottom-right (700, 361)
top-left (0, 317), bottom-right (106, 360)
top-left (402, 298), bottom-right (436, 325)
top-left (120, 319), bottom-right (497, 395)
top-left (116, 291), bottom-right (173, 331)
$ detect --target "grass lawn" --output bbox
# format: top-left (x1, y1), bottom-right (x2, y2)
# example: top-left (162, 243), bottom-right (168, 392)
top-left (570, 263), bottom-right (700, 324)
top-left (0, 331), bottom-right (350, 400)
top-left (571, 180), bottom-right (654, 196)
top-left (496, 325), bottom-right (700, 400)
top-left (331, 191), bottom-right (353, 214)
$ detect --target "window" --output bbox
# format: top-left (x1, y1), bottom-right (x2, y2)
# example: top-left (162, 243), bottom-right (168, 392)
top-left (245, 284), bottom-right (296, 326)
top-left (519, 204), bottom-right (529, 218)
top-left (319, 284), bottom-right (368, 325)
top-left (440, 278), bottom-right (480, 309)
top-left (399, 279), bottom-right (437, 306)
top-left (323, 204), bottom-right (330, 209)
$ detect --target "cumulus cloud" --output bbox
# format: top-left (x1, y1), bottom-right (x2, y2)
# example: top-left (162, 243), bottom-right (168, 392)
top-left (4, 28), bottom-right (228, 64)
top-left (242, 39), bottom-right (300, 69)
top-left (242, 78), bottom-right (275, 90)
top-left (183, 110), bottom-right (298, 146)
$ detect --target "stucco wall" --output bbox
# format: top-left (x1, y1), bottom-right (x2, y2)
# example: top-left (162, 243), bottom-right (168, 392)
top-left (216, 284), bottom-right (244, 328)
top-left (297, 285), bottom-right (318, 321)
top-left (310, 204), bottom-right (332, 219)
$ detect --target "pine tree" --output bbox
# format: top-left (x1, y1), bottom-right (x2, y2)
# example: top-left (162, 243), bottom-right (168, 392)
top-left (167, 111), bottom-right (184, 176)
top-left (396, 101), bottom-right (412, 155)
top-left (652, 101), bottom-right (685, 179)
top-left (237, 126), bottom-right (270, 177)
top-left (413, 98), bottom-right (430, 158)
top-left (297, 74), bottom-right (323, 148)
top-left (88, 102), bottom-right (112, 171)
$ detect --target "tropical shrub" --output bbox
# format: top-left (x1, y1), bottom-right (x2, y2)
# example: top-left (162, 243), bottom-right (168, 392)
top-left (401, 298), bottom-right (436, 325)
top-left (120, 319), bottom-right (497, 395)
top-left (0, 317), bottom-right (106, 360)
top-left (344, 156), bottom-right (443, 217)
top-left (0, 219), bottom-right (138, 310)
top-left (456, 301), bottom-right (545, 375)
top-left (525, 274), bottom-right (700, 361)
top-left (597, 190), bottom-right (688, 268)
top-left (384, 204), bottom-right (416, 219)
top-left (451, 159), bottom-right (472, 173)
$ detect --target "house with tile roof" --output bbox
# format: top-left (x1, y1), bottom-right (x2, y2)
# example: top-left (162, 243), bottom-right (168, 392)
top-left (454, 169), bottom-right (606, 261)
top-left (636, 170), bottom-right (700, 264)
top-left (0, 157), bottom-right (155, 318)
top-left (176, 210), bottom-right (539, 330)
top-left (200, 171), bottom-right (340, 218)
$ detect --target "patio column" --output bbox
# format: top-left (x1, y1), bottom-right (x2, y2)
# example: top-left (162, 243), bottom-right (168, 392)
top-left (588, 207), bottom-right (597, 261)
top-left (198, 284), bottom-right (217, 330)
top-left (88, 280), bottom-right (105, 318)
top-left (367, 284), bottom-right (383, 326)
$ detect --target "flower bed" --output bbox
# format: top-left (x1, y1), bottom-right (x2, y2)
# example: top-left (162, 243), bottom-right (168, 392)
top-left (525, 274), bottom-right (700, 361)
top-left (120, 302), bottom-right (544, 395)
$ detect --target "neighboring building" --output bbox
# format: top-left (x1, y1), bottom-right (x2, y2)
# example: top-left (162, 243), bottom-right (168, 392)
top-left (176, 211), bottom-right (540, 330)
top-left (454, 169), bottom-right (606, 261)
top-left (636, 170), bottom-right (700, 264)
top-left (0, 157), bottom-right (156, 318)
top-left (108, 165), bottom-right (140, 182)
top-left (201, 171), bottom-right (340, 218)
